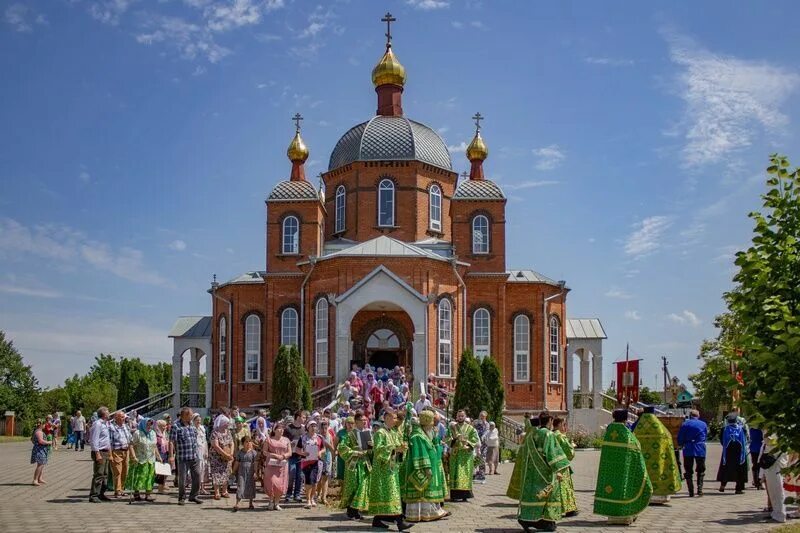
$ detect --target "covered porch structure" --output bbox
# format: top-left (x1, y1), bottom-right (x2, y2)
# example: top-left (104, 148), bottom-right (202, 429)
top-left (566, 318), bottom-right (608, 432)
top-left (169, 316), bottom-right (212, 415)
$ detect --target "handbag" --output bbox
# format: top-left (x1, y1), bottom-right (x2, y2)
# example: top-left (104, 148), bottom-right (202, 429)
top-left (758, 452), bottom-right (779, 470)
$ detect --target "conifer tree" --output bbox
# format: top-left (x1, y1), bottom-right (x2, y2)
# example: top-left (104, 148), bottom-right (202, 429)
top-left (271, 345), bottom-right (312, 418)
top-left (452, 348), bottom-right (490, 420)
top-left (480, 355), bottom-right (505, 424)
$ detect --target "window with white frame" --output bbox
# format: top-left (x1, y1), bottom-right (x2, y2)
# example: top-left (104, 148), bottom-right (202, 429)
top-left (473, 308), bottom-right (490, 359)
top-left (378, 179), bottom-right (395, 227)
top-left (281, 308), bottom-right (298, 347)
top-left (429, 184), bottom-right (442, 231)
top-left (514, 315), bottom-right (530, 381)
top-left (549, 315), bottom-right (560, 383)
top-left (282, 216), bottom-right (299, 254)
top-left (472, 214), bottom-right (489, 254)
top-left (315, 299), bottom-right (329, 376)
top-left (245, 315), bottom-right (261, 381)
top-left (335, 185), bottom-right (346, 233)
top-left (218, 316), bottom-right (227, 382)
top-left (438, 299), bottom-right (452, 376)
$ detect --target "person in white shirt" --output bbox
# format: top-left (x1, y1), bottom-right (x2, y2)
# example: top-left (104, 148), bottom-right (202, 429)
top-left (89, 407), bottom-right (111, 502)
top-left (414, 393), bottom-right (432, 415)
top-left (483, 421), bottom-right (500, 475)
top-left (71, 410), bottom-right (86, 452)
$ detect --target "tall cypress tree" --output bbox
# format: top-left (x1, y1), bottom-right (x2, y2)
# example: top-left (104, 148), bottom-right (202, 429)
top-left (481, 355), bottom-right (505, 424)
top-left (452, 348), bottom-right (490, 420)
top-left (271, 345), bottom-right (311, 418)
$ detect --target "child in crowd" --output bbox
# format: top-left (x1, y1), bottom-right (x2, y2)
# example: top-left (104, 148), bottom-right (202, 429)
top-left (232, 435), bottom-right (257, 511)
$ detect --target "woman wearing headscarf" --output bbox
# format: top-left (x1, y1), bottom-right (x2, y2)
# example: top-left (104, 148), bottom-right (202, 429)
top-left (210, 415), bottom-right (234, 500)
top-left (154, 419), bottom-right (170, 494)
top-left (192, 414), bottom-right (209, 495)
top-left (717, 412), bottom-right (748, 494)
top-left (253, 416), bottom-right (269, 491)
top-left (126, 417), bottom-right (157, 502)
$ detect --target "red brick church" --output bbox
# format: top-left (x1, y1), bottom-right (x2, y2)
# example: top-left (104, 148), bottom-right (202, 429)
top-left (199, 17), bottom-right (576, 414)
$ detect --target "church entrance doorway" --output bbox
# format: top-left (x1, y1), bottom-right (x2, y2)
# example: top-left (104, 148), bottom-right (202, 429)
top-left (352, 315), bottom-right (412, 377)
top-left (366, 328), bottom-right (401, 369)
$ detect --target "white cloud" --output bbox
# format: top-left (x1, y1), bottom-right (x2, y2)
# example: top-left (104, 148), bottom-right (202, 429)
top-left (136, 15), bottom-right (231, 63)
top-left (0, 217), bottom-right (169, 287)
top-left (605, 287), bottom-right (632, 299)
top-left (451, 21), bottom-right (463, 29)
top-left (667, 310), bottom-right (701, 327)
top-left (79, 170), bottom-right (91, 184)
top-left (0, 283), bottom-right (62, 299)
top-left (5, 3), bottom-right (46, 32)
top-left (624, 310), bottom-right (642, 321)
top-left (502, 180), bottom-right (559, 191)
top-left (205, 0), bottom-right (269, 32)
top-left (584, 56), bottom-right (634, 67)
top-left (447, 141), bottom-right (467, 153)
top-left (88, 0), bottom-right (136, 26)
top-left (624, 216), bottom-right (672, 259)
top-left (451, 20), bottom-right (484, 30)
top-left (169, 239), bottom-right (187, 251)
top-left (533, 144), bottom-right (565, 170)
top-left (666, 31), bottom-right (800, 167)
top-left (407, 0), bottom-right (450, 9)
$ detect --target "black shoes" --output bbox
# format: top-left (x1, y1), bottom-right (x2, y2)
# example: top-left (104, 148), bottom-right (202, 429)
top-left (89, 497), bottom-right (100, 503)
top-left (396, 519), bottom-right (414, 531)
top-left (372, 518), bottom-right (390, 529)
top-left (565, 511), bottom-right (579, 517)
top-left (189, 498), bottom-right (203, 504)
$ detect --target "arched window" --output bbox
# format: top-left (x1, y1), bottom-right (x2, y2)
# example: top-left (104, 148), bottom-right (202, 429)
top-left (514, 315), bottom-right (530, 382)
top-left (473, 308), bottom-right (490, 359)
top-left (438, 299), bottom-right (452, 376)
top-left (472, 214), bottom-right (489, 254)
top-left (282, 216), bottom-right (299, 254)
top-left (335, 185), bottom-right (346, 233)
top-left (245, 315), bottom-right (261, 382)
top-left (367, 329), bottom-right (400, 349)
top-left (218, 316), bottom-right (227, 382)
top-left (315, 299), bottom-right (329, 376)
top-left (429, 184), bottom-right (442, 232)
top-left (378, 179), bottom-right (395, 227)
top-left (280, 308), bottom-right (298, 347)
top-left (549, 316), bottom-right (560, 383)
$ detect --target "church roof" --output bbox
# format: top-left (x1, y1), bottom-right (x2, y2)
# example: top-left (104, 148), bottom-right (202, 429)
top-left (505, 269), bottom-right (560, 285)
top-left (328, 116), bottom-right (452, 171)
top-left (566, 318), bottom-right (607, 340)
top-left (267, 180), bottom-right (319, 202)
top-left (452, 179), bottom-right (505, 200)
top-left (319, 235), bottom-right (449, 262)
top-left (168, 316), bottom-right (212, 339)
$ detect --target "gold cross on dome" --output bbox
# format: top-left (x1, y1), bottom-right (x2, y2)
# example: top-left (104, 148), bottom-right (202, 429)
top-left (292, 113), bottom-right (303, 132)
top-left (382, 12), bottom-right (396, 47)
top-left (472, 112), bottom-right (484, 133)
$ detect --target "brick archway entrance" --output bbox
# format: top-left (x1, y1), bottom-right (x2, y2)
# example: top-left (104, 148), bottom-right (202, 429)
top-left (351, 314), bottom-right (412, 374)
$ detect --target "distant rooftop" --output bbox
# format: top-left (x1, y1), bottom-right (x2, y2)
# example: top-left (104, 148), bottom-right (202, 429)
top-left (169, 316), bottom-right (212, 339)
top-left (566, 318), bottom-right (607, 340)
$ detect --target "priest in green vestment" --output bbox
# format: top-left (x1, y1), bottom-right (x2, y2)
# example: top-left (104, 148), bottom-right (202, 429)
top-left (507, 417), bottom-right (540, 501)
top-left (368, 409), bottom-right (413, 531)
top-left (507, 413), bottom-right (570, 532)
top-left (446, 409), bottom-right (480, 501)
top-left (594, 409), bottom-right (653, 525)
top-left (402, 410), bottom-right (449, 522)
top-left (338, 411), bottom-right (371, 520)
top-left (633, 406), bottom-right (681, 504)
top-left (552, 417), bottom-right (578, 517)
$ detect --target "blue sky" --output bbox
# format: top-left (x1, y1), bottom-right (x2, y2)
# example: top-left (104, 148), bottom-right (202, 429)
top-left (1, 0), bottom-right (799, 390)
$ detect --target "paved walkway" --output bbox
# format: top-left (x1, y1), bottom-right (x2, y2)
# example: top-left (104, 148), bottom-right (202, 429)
top-left (0, 441), bottom-right (787, 532)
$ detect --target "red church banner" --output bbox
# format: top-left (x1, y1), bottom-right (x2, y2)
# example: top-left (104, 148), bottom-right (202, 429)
top-left (614, 359), bottom-right (641, 404)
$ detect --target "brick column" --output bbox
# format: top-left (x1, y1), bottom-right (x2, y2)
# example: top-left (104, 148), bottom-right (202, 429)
top-left (4, 411), bottom-right (15, 436)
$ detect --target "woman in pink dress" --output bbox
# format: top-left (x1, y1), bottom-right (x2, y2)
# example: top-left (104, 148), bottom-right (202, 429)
top-left (263, 422), bottom-right (292, 511)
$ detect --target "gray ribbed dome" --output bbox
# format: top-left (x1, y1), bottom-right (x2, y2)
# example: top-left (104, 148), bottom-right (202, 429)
top-left (328, 116), bottom-right (452, 171)
top-left (267, 180), bottom-right (319, 202)
top-left (453, 179), bottom-right (505, 200)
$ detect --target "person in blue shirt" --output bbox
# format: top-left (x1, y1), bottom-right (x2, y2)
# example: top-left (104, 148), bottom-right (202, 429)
top-left (749, 427), bottom-right (764, 490)
top-left (677, 409), bottom-right (708, 497)
top-left (716, 413), bottom-right (748, 494)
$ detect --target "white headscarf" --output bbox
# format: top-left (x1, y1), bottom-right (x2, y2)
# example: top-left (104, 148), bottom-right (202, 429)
top-left (213, 414), bottom-right (230, 432)
top-left (255, 416), bottom-right (268, 441)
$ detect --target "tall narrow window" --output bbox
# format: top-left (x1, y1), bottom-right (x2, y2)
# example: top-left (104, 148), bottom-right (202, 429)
top-left (315, 299), bottom-right (329, 376)
top-left (472, 215), bottom-right (489, 254)
top-left (335, 185), bottom-right (346, 233)
top-left (218, 316), bottom-right (227, 382)
top-left (429, 184), bottom-right (442, 232)
top-left (378, 179), bottom-right (395, 227)
top-left (282, 216), bottom-right (299, 254)
top-left (514, 315), bottom-right (530, 382)
top-left (245, 315), bottom-right (261, 382)
top-left (281, 308), bottom-right (298, 347)
top-left (473, 308), bottom-right (490, 359)
top-left (438, 299), bottom-right (452, 376)
top-left (549, 316), bottom-right (560, 383)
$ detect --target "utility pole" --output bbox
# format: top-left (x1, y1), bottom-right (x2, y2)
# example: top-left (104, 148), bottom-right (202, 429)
top-left (662, 356), bottom-right (669, 405)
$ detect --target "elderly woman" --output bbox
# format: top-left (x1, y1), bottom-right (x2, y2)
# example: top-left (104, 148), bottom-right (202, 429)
top-left (153, 420), bottom-right (170, 493)
top-left (30, 419), bottom-right (52, 485)
top-left (484, 421), bottom-right (500, 475)
top-left (210, 415), bottom-right (235, 500)
top-left (192, 414), bottom-right (209, 494)
top-left (126, 418), bottom-right (157, 502)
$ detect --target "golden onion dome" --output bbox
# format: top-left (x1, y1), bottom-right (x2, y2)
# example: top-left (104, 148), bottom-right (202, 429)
top-left (372, 46), bottom-right (406, 88)
top-left (466, 131), bottom-right (488, 161)
top-left (287, 130), bottom-right (309, 163)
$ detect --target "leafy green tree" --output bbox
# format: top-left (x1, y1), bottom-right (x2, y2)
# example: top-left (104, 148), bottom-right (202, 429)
top-left (149, 362), bottom-right (172, 393)
top-left (88, 354), bottom-right (121, 388)
top-left (80, 380), bottom-right (117, 414)
top-left (271, 345), bottom-right (311, 419)
top-left (725, 154), bottom-right (800, 459)
top-left (117, 358), bottom-right (151, 408)
top-left (452, 348), bottom-right (490, 420)
top-left (689, 312), bottom-right (742, 416)
top-left (638, 386), bottom-right (663, 406)
top-left (0, 331), bottom-right (41, 431)
top-left (480, 355), bottom-right (504, 423)
top-left (40, 387), bottom-right (70, 415)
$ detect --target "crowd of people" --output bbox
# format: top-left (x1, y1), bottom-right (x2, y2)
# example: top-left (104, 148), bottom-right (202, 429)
top-left (507, 406), bottom-right (800, 532)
